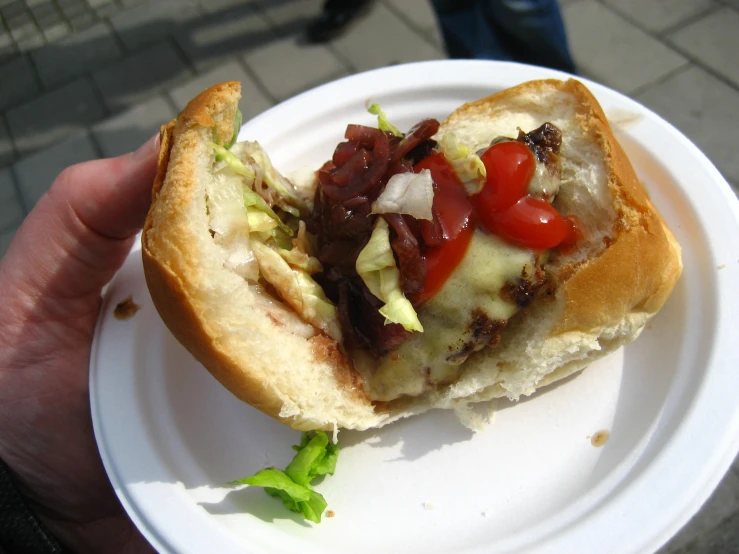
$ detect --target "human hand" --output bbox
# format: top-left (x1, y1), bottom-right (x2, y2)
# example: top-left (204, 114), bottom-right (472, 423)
top-left (0, 136), bottom-right (161, 553)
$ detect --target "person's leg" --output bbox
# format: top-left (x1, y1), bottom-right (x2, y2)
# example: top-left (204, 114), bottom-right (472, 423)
top-left (484, 0), bottom-right (576, 73)
top-left (305, 0), bottom-right (374, 44)
top-left (430, 0), bottom-right (576, 73)
top-left (431, 0), bottom-right (512, 61)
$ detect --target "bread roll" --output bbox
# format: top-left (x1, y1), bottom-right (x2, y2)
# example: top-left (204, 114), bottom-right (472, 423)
top-left (142, 79), bottom-right (682, 431)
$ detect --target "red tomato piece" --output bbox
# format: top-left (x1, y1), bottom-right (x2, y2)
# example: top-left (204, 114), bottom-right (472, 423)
top-left (478, 196), bottom-right (568, 251)
top-left (414, 153), bottom-right (474, 303)
top-left (414, 226), bottom-right (473, 305)
top-left (478, 141), bottom-right (535, 212)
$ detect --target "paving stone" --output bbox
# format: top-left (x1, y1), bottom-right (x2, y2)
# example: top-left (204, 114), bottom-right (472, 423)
top-left (658, 469), bottom-right (739, 553)
top-left (635, 65), bottom-right (739, 187)
top-left (0, 31), bottom-right (16, 61)
top-left (7, 14), bottom-right (37, 42)
top-left (243, 36), bottom-right (345, 101)
top-left (168, 59), bottom-right (273, 121)
top-left (59, 0), bottom-right (88, 19)
top-left (0, 1), bottom-right (26, 19)
top-left (0, 55), bottom-right (40, 111)
top-left (13, 130), bottom-right (98, 209)
top-left (30, 1), bottom-right (63, 27)
top-left (6, 78), bottom-right (105, 156)
top-left (16, 31), bottom-right (44, 50)
top-left (42, 21), bottom-right (70, 42)
top-left (200, 0), bottom-right (255, 14)
top-left (0, 167), bottom-right (23, 232)
top-left (93, 40), bottom-right (192, 112)
top-left (601, 0), bottom-right (715, 33)
top-left (109, 0), bottom-right (199, 50)
top-left (331, 2), bottom-right (443, 71)
top-left (174, 3), bottom-right (275, 70)
top-left (93, 2), bottom-right (119, 18)
top-left (667, 8), bottom-right (739, 89)
top-left (562, 0), bottom-right (688, 94)
top-left (32, 22), bottom-right (121, 87)
top-left (92, 94), bottom-right (175, 157)
top-left (383, 0), bottom-right (439, 33)
top-left (68, 10), bottom-right (97, 31)
top-left (0, 116), bottom-right (14, 165)
top-left (255, 0), bottom-right (322, 36)
top-left (0, 226), bottom-right (18, 259)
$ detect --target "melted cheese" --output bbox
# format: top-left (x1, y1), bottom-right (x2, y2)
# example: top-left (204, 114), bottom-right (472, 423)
top-left (353, 231), bottom-right (537, 401)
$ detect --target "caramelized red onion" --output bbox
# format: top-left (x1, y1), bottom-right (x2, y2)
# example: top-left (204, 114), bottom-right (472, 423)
top-left (308, 119), bottom-right (440, 355)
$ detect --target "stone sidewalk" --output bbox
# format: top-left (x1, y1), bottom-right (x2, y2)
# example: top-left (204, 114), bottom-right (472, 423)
top-left (1, 0), bottom-right (739, 551)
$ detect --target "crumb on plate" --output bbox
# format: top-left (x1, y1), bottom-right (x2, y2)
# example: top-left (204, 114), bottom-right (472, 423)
top-left (591, 430), bottom-right (610, 447)
top-left (114, 295), bottom-right (140, 320)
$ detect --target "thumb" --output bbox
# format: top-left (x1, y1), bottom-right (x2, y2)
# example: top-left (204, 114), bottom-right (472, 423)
top-left (0, 135), bottom-right (160, 304)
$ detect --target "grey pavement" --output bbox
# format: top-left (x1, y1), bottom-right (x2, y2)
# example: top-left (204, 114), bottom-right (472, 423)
top-left (0, 0), bottom-right (738, 551)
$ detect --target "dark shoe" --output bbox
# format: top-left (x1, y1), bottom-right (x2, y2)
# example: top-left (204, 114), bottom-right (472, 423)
top-left (305, 1), bottom-right (373, 43)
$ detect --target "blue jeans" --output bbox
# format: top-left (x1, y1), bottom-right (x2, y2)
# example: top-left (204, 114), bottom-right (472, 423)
top-left (430, 0), bottom-right (576, 73)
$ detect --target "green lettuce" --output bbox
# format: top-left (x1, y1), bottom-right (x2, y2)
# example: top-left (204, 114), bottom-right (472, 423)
top-left (252, 242), bottom-right (341, 341)
top-left (224, 109), bottom-right (243, 150)
top-left (355, 218), bottom-right (423, 333)
top-left (439, 132), bottom-right (486, 194)
top-left (241, 142), bottom-right (306, 216)
top-left (209, 142), bottom-right (255, 180)
top-left (229, 431), bottom-right (339, 524)
top-left (243, 187), bottom-right (293, 237)
top-left (368, 103), bottom-right (402, 137)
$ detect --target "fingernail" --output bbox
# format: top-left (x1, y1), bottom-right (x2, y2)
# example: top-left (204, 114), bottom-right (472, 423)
top-left (131, 133), bottom-right (160, 163)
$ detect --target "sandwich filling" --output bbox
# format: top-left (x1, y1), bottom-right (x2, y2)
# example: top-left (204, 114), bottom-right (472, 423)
top-left (206, 109), bottom-right (582, 403)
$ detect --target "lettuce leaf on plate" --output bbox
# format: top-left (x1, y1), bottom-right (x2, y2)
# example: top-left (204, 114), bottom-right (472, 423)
top-left (228, 431), bottom-right (339, 524)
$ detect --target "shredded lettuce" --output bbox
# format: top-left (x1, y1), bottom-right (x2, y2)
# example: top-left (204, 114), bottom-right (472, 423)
top-left (209, 142), bottom-right (255, 181)
top-left (246, 210), bottom-right (278, 233)
top-left (439, 132), bottom-right (486, 194)
top-left (241, 142), bottom-right (306, 216)
top-left (355, 218), bottom-right (423, 333)
top-left (253, 242), bottom-right (341, 341)
top-left (224, 109), bottom-right (243, 150)
top-left (243, 187), bottom-right (293, 237)
top-left (206, 172), bottom-right (259, 281)
top-left (278, 246), bottom-right (323, 274)
top-left (371, 169), bottom-right (434, 220)
top-left (229, 431), bottom-right (339, 524)
top-left (368, 103), bottom-right (402, 137)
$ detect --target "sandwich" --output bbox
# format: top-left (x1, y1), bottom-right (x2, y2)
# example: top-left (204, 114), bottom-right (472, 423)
top-left (142, 79), bottom-right (682, 432)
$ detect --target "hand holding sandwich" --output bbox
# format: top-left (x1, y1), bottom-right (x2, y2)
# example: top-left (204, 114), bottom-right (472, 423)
top-left (0, 138), bottom-right (159, 553)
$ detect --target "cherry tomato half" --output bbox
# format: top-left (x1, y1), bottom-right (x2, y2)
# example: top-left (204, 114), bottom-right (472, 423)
top-left (478, 141), bottom-right (535, 212)
top-left (414, 226), bottom-right (473, 304)
top-left (478, 196), bottom-right (568, 251)
top-left (414, 153), bottom-right (474, 303)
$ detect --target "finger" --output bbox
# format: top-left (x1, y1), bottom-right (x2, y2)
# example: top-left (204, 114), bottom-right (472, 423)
top-left (0, 135), bottom-right (160, 304)
top-left (54, 134), bottom-right (160, 240)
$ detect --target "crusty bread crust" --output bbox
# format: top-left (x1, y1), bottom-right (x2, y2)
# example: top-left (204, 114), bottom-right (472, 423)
top-left (143, 83), bottom-right (289, 422)
top-left (142, 82), bottom-right (375, 430)
top-left (448, 79), bottom-right (681, 335)
top-left (142, 79), bottom-right (682, 431)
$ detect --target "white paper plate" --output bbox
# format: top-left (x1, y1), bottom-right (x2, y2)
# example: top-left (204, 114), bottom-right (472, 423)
top-left (90, 61), bottom-right (739, 554)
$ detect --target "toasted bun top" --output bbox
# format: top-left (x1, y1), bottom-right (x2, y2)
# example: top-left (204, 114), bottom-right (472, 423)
top-left (142, 79), bottom-right (681, 431)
